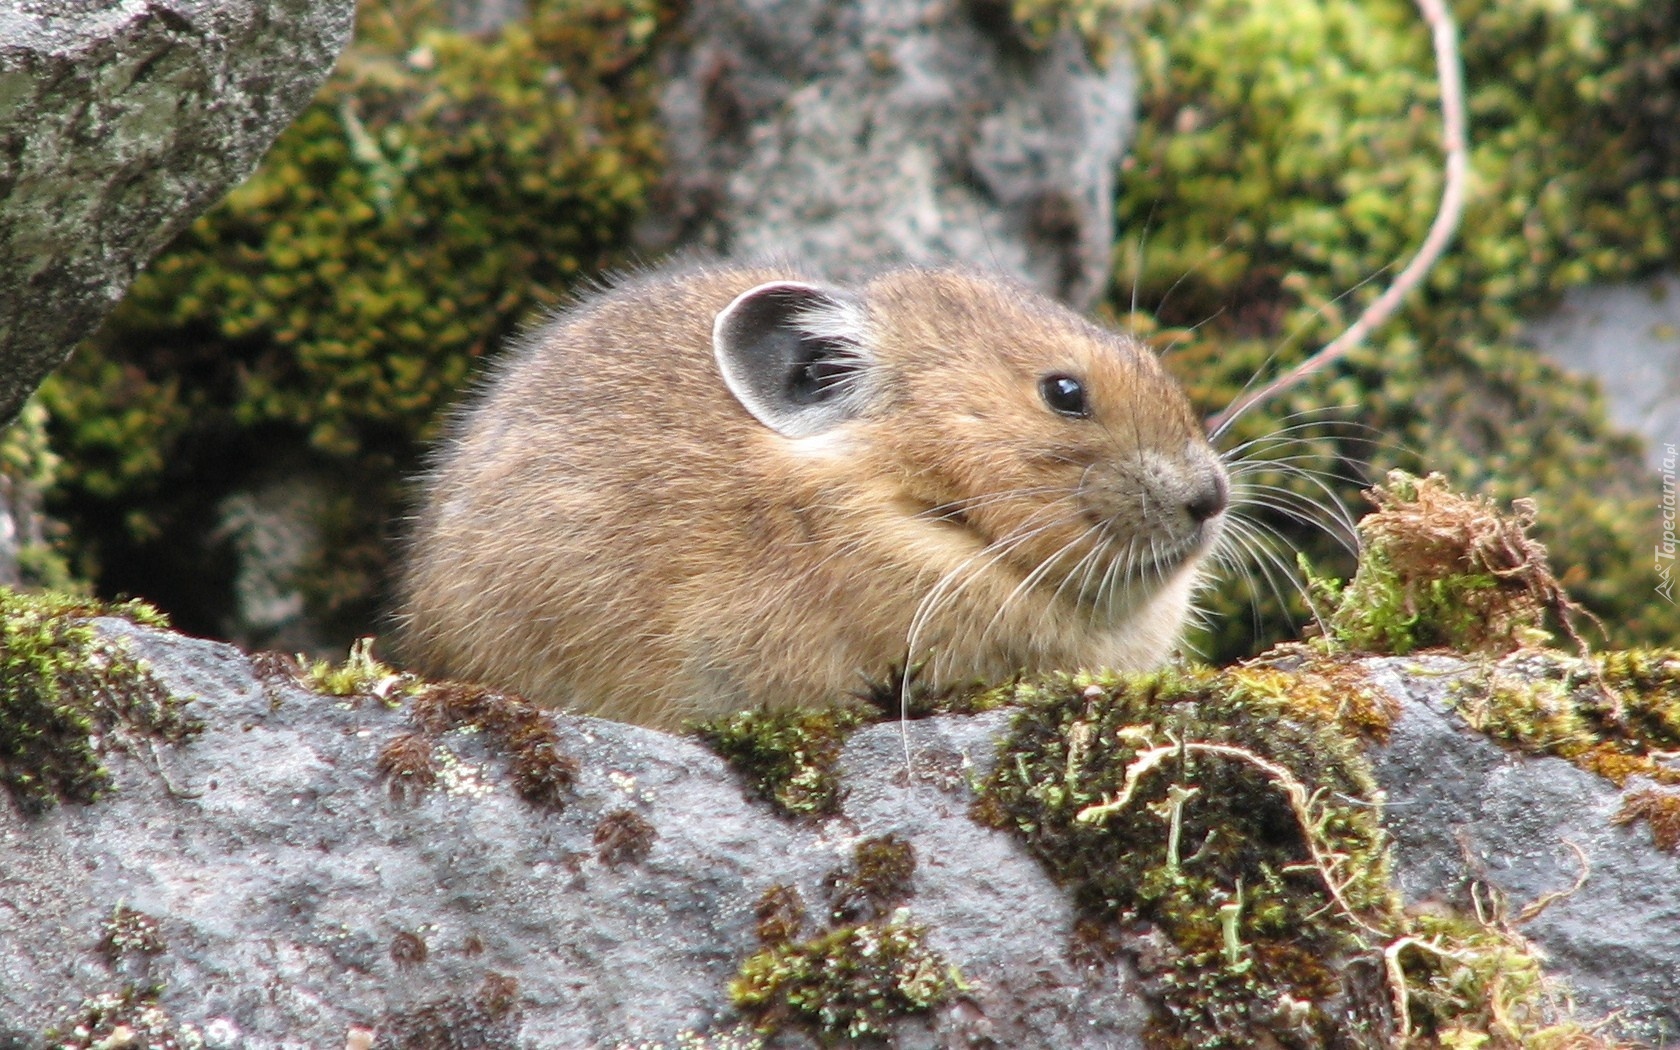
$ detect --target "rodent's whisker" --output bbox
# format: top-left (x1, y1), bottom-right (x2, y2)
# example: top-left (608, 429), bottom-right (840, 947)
top-left (975, 518), bottom-right (1106, 652)
top-left (1214, 511), bottom-right (1332, 636)
top-left (904, 502), bottom-right (1080, 647)
top-left (1230, 487), bottom-right (1358, 553)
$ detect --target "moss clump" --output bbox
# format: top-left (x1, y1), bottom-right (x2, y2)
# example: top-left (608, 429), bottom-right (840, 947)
top-left (375, 730), bottom-right (439, 802)
top-left (694, 707), bottom-right (868, 818)
top-left (1221, 646), bottom-right (1400, 743)
top-left (730, 912), bottom-right (959, 1042)
top-left (0, 587), bottom-right (197, 814)
top-left (282, 643), bottom-right (579, 812)
top-left (732, 836), bottom-right (956, 1041)
top-left (99, 906), bottom-right (167, 965)
top-left (594, 808), bottom-right (657, 867)
top-left (824, 834), bottom-right (917, 924)
top-left (975, 664), bottom-right (1398, 1046)
top-left (388, 682), bottom-right (580, 811)
top-left (1615, 788), bottom-right (1680, 853)
top-left (36, 0), bottom-right (672, 645)
top-left (1394, 913), bottom-right (1607, 1048)
top-left (390, 929), bottom-right (429, 969)
top-left (975, 661), bottom-right (1628, 1045)
top-left (300, 636), bottom-right (417, 702)
top-left (1313, 471), bottom-right (1577, 656)
top-left (1116, 0), bottom-right (1680, 659)
top-left (755, 884), bottom-right (809, 945)
top-left (384, 972), bottom-right (523, 1050)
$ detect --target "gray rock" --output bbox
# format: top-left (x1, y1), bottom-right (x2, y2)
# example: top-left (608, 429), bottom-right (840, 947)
top-left (647, 0), bottom-right (1135, 309)
top-left (7, 623), bottom-right (1675, 1046)
top-left (0, 621), bottom-right (1151, 1047)
top-left (0, 0), bottom-right (357, 425)
top-left (1364, 655), bottom-right (1680, 1045)
top-left (210, 473), bottom-right (331, 654)
top-left (1524, 274), bottom-right (1680, 471)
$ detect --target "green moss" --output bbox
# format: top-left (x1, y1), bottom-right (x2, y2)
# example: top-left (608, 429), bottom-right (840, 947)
top-left (301, 636), bottom-right (416, 701)
top-left (974, 663), bottom-right (1398, 1046)
top-left (0, 587), bottom-right (196, 814)
top-left (1114, 0), bottom-right (1680, 660)
top-left (693, 707), bottom-right (868, 818)
top-left (731, 837), bottom-right (954, 1041)
top-left (1311, 471), bottom-right (1570, 656)
top-left (730, 913), bottom-right (959, 1042)
top-left (36, 0), bottom-right (672, 643)
top-left (972, 656), bottom-right (1640, 1044)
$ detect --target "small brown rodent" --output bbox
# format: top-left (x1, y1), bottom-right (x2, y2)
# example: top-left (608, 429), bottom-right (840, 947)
top-left (396, 264), bottom-right (1228, 730)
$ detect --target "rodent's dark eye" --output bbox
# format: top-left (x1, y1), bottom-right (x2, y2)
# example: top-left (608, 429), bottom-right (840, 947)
top-left (1039, 374), bottom-right (1090, 418)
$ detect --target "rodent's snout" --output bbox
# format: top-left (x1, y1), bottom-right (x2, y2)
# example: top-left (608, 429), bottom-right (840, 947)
top-left (1184, 459), bottom-right (1230, 526)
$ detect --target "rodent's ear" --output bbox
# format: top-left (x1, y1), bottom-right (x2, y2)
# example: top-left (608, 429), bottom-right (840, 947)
top-left (713, 281), bottom-right (875, 438)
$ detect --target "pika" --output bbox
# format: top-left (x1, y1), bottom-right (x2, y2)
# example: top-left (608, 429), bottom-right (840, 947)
top-left (396, 264), bottom-right (1228, 730)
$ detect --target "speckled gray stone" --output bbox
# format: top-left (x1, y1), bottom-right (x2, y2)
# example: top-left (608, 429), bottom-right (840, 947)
top-left (0, 621), bottom-right (1151, 1047)
top-left (0, 0), bottom-right (355, 424)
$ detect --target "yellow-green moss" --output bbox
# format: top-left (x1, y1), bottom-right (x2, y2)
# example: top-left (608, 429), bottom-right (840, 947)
top-left (730, 913), bottom-right (959, 1041)
top-left (301, 636), bottom-right (416, 701)
top-left (1394, 913), bottom-right (1609, 1048)
top-left (0, 587), bottom-right (196, 814)
top-left (974, 663), bottom-right (1398, 1046)
top-left (1116, 0), bottom-right (1680, 660)
top-left (971, 659), bottom-right (1615, 1045)
top-left (730, 835), bottom-right (955, 1041)
top-left (694, 707), bottom-right (868, 819)
top-left (37, 0), bottom-right (672, 642)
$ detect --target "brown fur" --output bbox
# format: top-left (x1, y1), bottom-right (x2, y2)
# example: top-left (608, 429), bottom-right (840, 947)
top-left (396, 264), bottom-right (1227, 730)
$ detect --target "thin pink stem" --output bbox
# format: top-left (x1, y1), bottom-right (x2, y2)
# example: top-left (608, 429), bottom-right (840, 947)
top-left (1208, 0), bottom-right (1468, 437)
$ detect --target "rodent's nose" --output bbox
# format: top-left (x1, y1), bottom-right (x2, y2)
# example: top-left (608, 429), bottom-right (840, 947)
top-left (1185, 469), bottom-right (1229, 524)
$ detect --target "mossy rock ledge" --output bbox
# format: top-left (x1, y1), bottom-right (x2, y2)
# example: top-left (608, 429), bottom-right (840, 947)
top-left (0, 611), bottom-right (1673, 1047)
